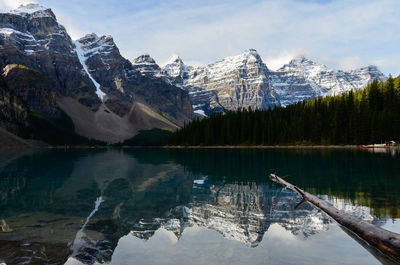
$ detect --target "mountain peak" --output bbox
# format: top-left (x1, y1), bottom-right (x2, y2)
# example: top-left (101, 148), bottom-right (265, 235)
top-left (78, 33), bottom-right (115, 44)
top-left (10, 3), bottom-right (55, 18)
top-left (131, 54), bottom-right (162, 77)
top-left (167, 54), bottom-right (183, 64)
top-left (234, 49), bottom-right (261, 60)
top-left (78, 33), bottom-right (99, 42)
top-left (162, 55), bottom-right (190, 80)
top-left (246, 48), bottom-right (259, 55)
top-left (12, 3), bottom-right (47, 13)
top-left (289, 56), bottom-right (317, 65)
top-left (132, 54), bottom-right (157, 65)
top-left (359, 65), bottom-right (379, 71)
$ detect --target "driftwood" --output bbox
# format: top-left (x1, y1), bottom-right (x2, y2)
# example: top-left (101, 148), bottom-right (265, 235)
top-left (269, 173), bottom-right (400, 263)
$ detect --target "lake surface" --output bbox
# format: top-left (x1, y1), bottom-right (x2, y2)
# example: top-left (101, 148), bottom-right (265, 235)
top-left (0, 148), bottom-right (399, 265)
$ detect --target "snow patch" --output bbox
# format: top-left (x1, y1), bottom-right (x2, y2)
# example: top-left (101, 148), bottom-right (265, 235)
top-left (0, 28), bottom-right (35, 40)
top-left (10, 3), bottom-right (52, 17)
top-left (68, 196), bottom-right (104, 260)
top-left (74, 41), bottom-right (106, 102)
top-left (193, 179), bottom-right (205, 185)
top-left (194, 110), bottom-right (206, 116)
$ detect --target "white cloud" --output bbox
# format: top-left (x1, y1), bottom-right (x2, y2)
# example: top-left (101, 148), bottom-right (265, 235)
top-left (100, 0), bottom-right (398, 74)
top-left (264, 49), bottom-right (311, 71)
top-left (335, 57), bottom-right (366, 71)
top-left (184, 60), bottom-right (206, 68)
top-left (1, 0), bottom-right (399, 75)
top-left (0, 0), bottom-right (38, 11)
top-left (372, 55), bottom-right (400, 76)
top-left (159, 53), bottom-right (180, 67)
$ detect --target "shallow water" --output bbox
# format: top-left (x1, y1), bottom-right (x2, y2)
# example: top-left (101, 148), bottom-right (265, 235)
top-left (0, 148), bottom-right (399, 265)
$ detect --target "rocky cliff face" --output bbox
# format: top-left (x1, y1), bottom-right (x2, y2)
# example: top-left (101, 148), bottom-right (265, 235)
top-left (159, 50), bottom-right (278, 115)
top-left (0, 4), bottom-right (193, 143)
top-left (0, 76), bottom-right (29, 136)
top-left (76, 34), bottom-right (193, 123)
top-left (132, 50), bottom-right (386, 115)
top-left (0, 4), bottom-right (100, 109)
top-left (131, 54), bottom-right (163, 78)
top-left (186, 49), bottom-right (278, 114)
top-left (2, 64), bottom-right (59, 116)
top-left (75, 33), bottom-right (135, 117)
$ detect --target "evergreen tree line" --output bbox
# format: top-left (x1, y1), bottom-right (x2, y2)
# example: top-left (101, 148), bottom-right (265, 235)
top-left (168, 76), bottom-right (400, 146)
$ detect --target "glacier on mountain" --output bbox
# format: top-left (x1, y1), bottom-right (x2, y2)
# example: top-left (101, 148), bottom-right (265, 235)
top-left (74, 40), bottom-right (107, 102)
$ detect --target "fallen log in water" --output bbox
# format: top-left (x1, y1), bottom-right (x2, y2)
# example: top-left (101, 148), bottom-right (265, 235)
top-left (269, 173), bottom-right (400, 263)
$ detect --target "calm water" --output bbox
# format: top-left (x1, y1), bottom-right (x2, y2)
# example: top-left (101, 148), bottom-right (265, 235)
top-left (0, 148), bottom-right (399, 265)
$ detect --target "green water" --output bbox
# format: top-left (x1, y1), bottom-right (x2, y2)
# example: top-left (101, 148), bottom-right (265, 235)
top-left (0, 148), bottom-right (399, 265)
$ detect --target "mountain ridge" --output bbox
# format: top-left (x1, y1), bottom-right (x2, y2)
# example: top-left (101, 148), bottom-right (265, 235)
top-left (131, 49), bottom-right (386, 115)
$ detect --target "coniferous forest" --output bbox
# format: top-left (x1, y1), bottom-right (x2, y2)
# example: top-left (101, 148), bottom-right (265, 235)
top-left (168, 76), bottom-right (400, 146)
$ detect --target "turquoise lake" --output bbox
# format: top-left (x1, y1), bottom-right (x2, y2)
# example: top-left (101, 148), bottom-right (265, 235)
top-left (0, 148), bottom-right (399, 265)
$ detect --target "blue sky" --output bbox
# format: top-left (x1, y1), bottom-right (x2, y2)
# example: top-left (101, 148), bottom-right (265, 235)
top-left (1, 0), bottom-right (399, 75)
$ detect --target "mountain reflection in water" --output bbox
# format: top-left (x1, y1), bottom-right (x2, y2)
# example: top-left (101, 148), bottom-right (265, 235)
top-left (0, 148), bottom-right (399, 265)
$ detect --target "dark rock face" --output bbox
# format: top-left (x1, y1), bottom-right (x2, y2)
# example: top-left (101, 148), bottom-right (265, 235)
top-left (0, 77), bottom-right (29, 136)
top-left (0, 6), bottom-right (101, 110)
top-left (131, 54), bottom-right (162, 77)
top-left (77, 34), bottom-right (193, 123)
top-left (2, 64), bottom-right (59, 116)
top-left (130, 74), bottom-right (194, 122)
top-left (76, 33), bottom-right (134, 116)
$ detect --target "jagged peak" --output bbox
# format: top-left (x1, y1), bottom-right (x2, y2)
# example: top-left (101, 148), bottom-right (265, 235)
top-left (132, 54), bottom-right (157, 65)
top-left (288, 56), bottom-right (318, 65)
top-left (239, 49), bottom-right (262, 60)
top-left (229, 49), bottom-right (261, 60)
top-left (78, 33), bottom-right (115, 45)
top-left (12, 3), bottom-right (47, 13)
top-left (168, 54), bottom-right (182, 64)
top-left (357, 65), bottom-right (379, 71)
top-left (162, 55), bottom-right (191, 79)
top-left (10, 3), bottom-right (55, 19)
top-left (206, 49), bottom-right (265, 72)
top-left (277, 55), bottom-right (386, 79)
top-left (78, 33), bottom-right (99, 42)
top-left (245, 48), bottom-right (259, 56)
top-left (351, 65), bottom-right (386, 79)
top-left (101, 35), bottom-right (114, 41)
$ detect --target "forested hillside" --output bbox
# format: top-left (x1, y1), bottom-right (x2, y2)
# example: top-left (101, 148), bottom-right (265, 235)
top-left (168, 76), bottom-right (400, 146)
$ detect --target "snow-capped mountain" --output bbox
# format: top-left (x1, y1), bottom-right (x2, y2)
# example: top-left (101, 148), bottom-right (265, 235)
top-left (162, 55), bottom-right (191, 84)
top-left (271, 57), bottom-right (387, 106)
top-left (9, 3), bottom-right (50, 16)
top-left (159, 49), bottom-right (278, 115)
top-left (0, 3), bottom-right (95, 114)
top-left (132, 50), bottom-right (386, 115)
top-left (130, 180), bottom-right (378, 247)
top-left (0, 4), bottom-right (193, 143)
top-left (131, 54), bottom-right (163, 77)
top-left (76, 34), bottom-right (193, 124)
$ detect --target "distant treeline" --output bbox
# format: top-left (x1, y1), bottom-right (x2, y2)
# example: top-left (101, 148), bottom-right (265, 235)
top-left (168, 76), bottom-right (400, 146)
